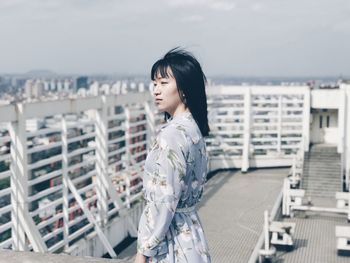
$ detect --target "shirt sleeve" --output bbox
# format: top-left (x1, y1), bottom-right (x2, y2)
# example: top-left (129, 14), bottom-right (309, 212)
top-left (137, 126), bottom-right (188, 257)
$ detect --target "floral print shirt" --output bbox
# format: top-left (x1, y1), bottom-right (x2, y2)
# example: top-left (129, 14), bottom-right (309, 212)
top-left (137, 111), bottom-right (211, 263)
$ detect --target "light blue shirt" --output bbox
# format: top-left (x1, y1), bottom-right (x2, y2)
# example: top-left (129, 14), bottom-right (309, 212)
top-left (137, 111), bottom-right (211, 262)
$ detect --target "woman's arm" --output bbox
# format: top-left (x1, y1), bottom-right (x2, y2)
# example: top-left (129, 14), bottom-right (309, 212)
top-left (137, 127), bottom-right (187, 257)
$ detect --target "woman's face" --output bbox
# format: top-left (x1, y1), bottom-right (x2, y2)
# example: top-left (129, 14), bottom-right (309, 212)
top-left (152, 67), bottom-right (186, 116)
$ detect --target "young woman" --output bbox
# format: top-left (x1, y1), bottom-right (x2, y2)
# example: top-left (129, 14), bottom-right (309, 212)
top-left (134, 48), bottom-right (211, 263)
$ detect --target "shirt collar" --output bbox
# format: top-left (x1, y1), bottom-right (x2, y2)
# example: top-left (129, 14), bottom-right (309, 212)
top-left (167, 110), bottom-right (192, 122)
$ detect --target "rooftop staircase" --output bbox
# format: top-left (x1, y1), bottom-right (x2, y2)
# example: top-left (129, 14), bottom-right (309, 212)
top-left (301, 145), bottom-right (342, 199)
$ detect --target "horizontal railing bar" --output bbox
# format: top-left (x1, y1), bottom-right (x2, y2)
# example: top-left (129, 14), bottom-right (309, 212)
top-left (43, 227), bottom-right (64, 242)
top-left (129, 130), bottom-right (147, 139)
top-left (0, 188), bottom-right (11, 198)
top-left (108, 125), bottom-right (125, 133)
top-left (67, 158), bottom-right (95, 173)
top-left (28, 185), bottom-right (63, 203)
top-left (28, 155), bottom-right (62, 171)
top-left (68, 222), bottom-right (94, 242)
top-left (0, 135), bottom-right (11, 144)
top-left (0, 237), bottom-right (12, 249)
top-left (36, 212), bottom-right (63, 230)
top-left (0, 221), bottom-right (11, 233)
top-left (0, 204), bottom-right (11, 217)
top-left (109, 136), bottom-right (126, 145)
top-left (27, 127), bottom-right (61, 138)
top-left (67, 132), bottom-right (96, 144)
top-left (71, 170), bottom-right (96, 185)
top-left (0, 153), bottom-right (10, 162)
top-left (67, 146), bottom-right (95, 158)
top-left (107, 113), bottom-right (125, 121)
top-left (27, 141), bottom-right (62, 154)
top-left (28, 169), bottom-right (62, 187)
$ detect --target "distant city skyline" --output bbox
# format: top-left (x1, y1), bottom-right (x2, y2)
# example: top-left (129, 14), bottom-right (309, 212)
top-left (0, 0), bottom-right (350, 77)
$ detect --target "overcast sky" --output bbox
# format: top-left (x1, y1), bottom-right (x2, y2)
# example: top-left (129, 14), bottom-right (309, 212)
top-left (0, 0), bottom-right (349, 77)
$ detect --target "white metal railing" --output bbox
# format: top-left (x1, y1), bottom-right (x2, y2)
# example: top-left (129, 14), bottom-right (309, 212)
top-left (206, 86), bottom-right (309, 171)
top-left (0, 92), bottom-right (162, 257)
top-left (0, 85), bottom-right (312, 257)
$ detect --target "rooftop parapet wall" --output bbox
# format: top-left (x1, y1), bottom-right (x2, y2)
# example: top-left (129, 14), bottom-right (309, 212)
top-left (311, 89), bottom-right (343, 109)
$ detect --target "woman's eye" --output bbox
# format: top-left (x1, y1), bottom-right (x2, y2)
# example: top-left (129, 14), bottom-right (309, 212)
top-left (161, 82), bottom-right (168, 85)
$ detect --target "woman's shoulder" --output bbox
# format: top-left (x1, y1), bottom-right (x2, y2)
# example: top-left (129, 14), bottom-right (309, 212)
top-left (161, 116), bottom-right (202, 145)
top-left (158, 121), bottom-right (187, 142)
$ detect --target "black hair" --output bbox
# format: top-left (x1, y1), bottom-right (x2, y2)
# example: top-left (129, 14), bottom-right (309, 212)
top-left (151, 47), bottom-right (210, 137)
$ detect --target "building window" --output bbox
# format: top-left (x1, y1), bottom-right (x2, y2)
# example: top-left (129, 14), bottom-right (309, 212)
top-left (319, 115), bottom-right (323, 128)
top-left (326, 116), bottom-right (330, 128)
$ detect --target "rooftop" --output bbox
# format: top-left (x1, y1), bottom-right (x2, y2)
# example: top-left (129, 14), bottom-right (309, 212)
top-left (0, 168), bottom-right (287, 262)
top-left (93, 167), bottom-right (288, 262)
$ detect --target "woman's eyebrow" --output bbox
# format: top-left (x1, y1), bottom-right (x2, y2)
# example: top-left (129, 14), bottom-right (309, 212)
top-left (155, 76), bottom-right (169, 80)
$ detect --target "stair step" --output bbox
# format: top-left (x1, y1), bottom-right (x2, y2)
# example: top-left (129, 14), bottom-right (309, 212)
top-left (304, 162), bottom-right (341, 166)
top-left (305, 190), bottom-right (336, 198)
top-left (302, 181), bottom-right (341, 186)
top-left (303, 170), bottom-right (341, 174)
top-left (302, 181), bottom-right (341, 185)
top-left (304, 169), bottom-right (341, 172)
top-left (302, 180), bottom-right (341, 184)
top-left (305, 157), bottom-right (340, 160)
top-left (300, 147), bottom-right (343, 197)
top-left (303, 170), bottom-right (341, 173)
top-left (305, 155), bottom-right (341, 158)
top-left (302, 182), bottom-right (341, 186)
top-left (302, 184), bottom-right (341, 189)
top-left (302, 174), bottom-right (341, 178)
top-left (306, 194), bottom-right (337, 198)
top-left (305, 161), bottom-right (340, 164)
top-left (305, 190), bottom-right (339, 194)
top-left (302, 175), bottom-right (341, 178)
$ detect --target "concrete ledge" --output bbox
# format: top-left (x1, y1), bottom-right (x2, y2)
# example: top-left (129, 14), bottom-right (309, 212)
top-left (0, 250), bottom-right (127, 263)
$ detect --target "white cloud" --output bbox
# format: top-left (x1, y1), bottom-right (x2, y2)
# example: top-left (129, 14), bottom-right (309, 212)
top-left (209, 1), bottom-right (235, 11)
top-left (181, 15), bottom-right (205, 23)
top-left (251, 2), bottom-right (263, 12)
top-left (167, 0), bottom-right (235, 11)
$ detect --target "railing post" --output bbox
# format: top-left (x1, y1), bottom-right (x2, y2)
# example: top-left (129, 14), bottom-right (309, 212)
top-left (338, 89), bottom-right (346, 190)
top-left (61, 114), bottom-right (69, 249)
top-left (341, 83), bottom-right (350, 191)
top-left (9, 103), bottom-right (47, 252)
top-left (264, 210), bottom-right (270, 251)
top-left (9, 103), bottom-right (28, 251)
top-left (302, 88), bottom-right (311, 152)
top-left (124, 106), bottom-right (131, 209)
top-left (277, 95), bottom-right (282, 153)
top-left (242, 88), bottom-right (251, 172)
top-left (95, 96), bottom-right (109, 226)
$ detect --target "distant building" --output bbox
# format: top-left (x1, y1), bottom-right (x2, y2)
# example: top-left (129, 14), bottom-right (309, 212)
top-left (112, 81), bottom-right (121, 94)
top-left (24, 79), bottom-right (44, 100)
top-left (50, 80), bottom-right (56, 91)
top-left (32, 80), bottom-right (44, 98)
top-left (64, 79), bottom-right (72, 92)
top-left (24, 79), bottom-right (34, 98)
top-left (89, 81), bottom-right (99, 96)
top-left (74, 76), bottom-right (88, 92)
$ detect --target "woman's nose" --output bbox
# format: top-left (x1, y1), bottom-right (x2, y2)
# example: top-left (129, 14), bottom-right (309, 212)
top-left (153, 85), bottom-right (161, 95)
